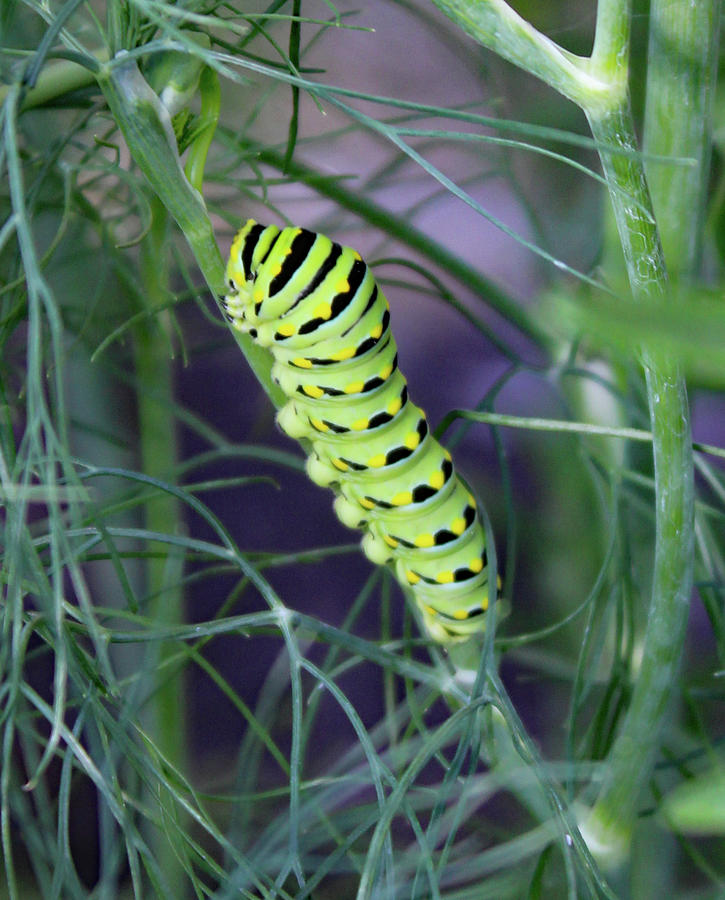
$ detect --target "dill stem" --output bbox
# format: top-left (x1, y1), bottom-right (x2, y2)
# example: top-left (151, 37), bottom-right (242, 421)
top-left (134, 197), bottom-right (187, 893)
top-left (584, 0), bottom-right (715, 860)
top-left (427, 0), bottom-right (703, 865)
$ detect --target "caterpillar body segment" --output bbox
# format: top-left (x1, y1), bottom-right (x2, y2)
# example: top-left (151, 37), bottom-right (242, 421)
top-left (224, 219), bottom-right (494, 642)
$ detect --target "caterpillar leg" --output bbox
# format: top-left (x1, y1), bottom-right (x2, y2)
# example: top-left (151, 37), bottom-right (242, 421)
top-left (276, 401), bottom-right (309, 440)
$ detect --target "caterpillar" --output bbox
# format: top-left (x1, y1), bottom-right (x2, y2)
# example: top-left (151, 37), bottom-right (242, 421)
top-left (223, 219), bottom-right (494, 643)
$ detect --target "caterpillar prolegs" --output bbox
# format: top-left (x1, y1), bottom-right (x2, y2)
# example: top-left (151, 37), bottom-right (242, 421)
top-left (223, 219), bottom-right (494, 643)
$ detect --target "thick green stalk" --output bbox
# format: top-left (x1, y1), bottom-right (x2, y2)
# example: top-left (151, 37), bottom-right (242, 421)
top-left (429, 0), bottom-right (614, 110)
top-left (96, 53), bottom-right (284, 408)
top-left (134, 199), bottom-right (187, 893)
top-left (642, 0), bottom-right (718, 277)
top-left (584, 0), bottom-right (715, 860)
top-left (428, 0), bottom-right (698, 866)
top-left (570, 95), bottom-right (695, 866)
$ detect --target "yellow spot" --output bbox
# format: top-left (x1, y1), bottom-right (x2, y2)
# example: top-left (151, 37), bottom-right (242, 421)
top-left (367, 453), bottom-right (386, 468)
top-left (351, 418), bottom-right (369, 431)
top-left (313, 301), bottom-right (332, 320)
top-left (429, 470), bottom-right (444, 490)
top-left (310, 418), bottom-right (329, 432)
top-left (444, 449), bottom-right (452, 461)
top-left (302, 385), bottom-right (324, 399)
top-left (331, 346), bottom-right (355, 361)
top-left (414, 534), bottom-right (435, 548)
top-left (405, 569), bottom-right (420, 585)
top-left (344, 381), bottom-right (364, 394)
top-left (273, 263), bottom-right (282, 276)
top-left (469, 557), bottom-right (484, 573)
top-left (360, 497), bottom-right (376, 510)
top-left (353, 251), bottom-right (362, 261)
top-left (481, 594), bottom-right (489, 610)
top-left (387, 397), bottom-right (402, 416)
top-left (293, 357), bottom-right (312, 368)
top-left (336, 278), bottom-right (350, 293)
top-left (391, 490), bottom-right (412, 506)
top-left (467, 492), bottom-right (477, 508)
top-left (404, 432), bottom-right (420, 450)
top-left (277, 322), bottom-right (295, 337)
top-left (424, 605), bottom-right (437, 616)
top-left (332, 458), bottom-right (349, 472)
top-left (370, 323), bottom-right (383, 339)
top-left (451, 517), bottom-right (466, 535)
top-left (453, 609), bottom-right (470, 620)
top-left (253, 287), bottom-right (264, 304)
top-left (379, 363), bottom-right (393, 379)
top-left (383, 535), bottom-right (398, 548)
top-left (436, 571), bottom-right (454, 584)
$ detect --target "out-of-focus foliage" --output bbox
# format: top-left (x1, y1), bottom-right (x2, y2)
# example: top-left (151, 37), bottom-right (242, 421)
top-left (1, 0), bottom-right (724, 897)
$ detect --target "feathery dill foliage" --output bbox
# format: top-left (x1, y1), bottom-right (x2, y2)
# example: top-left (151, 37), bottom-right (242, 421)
top-left (1, 0), bottom-right (724, 896)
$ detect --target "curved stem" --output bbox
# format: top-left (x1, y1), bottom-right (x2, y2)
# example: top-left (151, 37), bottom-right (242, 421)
top-left (584, 0), bottom-right (716, 859)
top-left (429, 0), bottom-right (616, 110)
top-left (96, 53), bottom-right (284, 408)
top-left (429, 0), bottom-right (699, 867)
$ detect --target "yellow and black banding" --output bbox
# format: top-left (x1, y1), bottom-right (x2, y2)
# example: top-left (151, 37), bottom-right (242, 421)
top-left (357, 456), bottom-right (454, 510)
top-left (404, 553), bottom-right (487, 586)
top-left (307, 385), bottom-right (409, 436)
top-left (224, 219), bottom-right (494, 642)
top-left (383, 502), bottom-right (478, 550)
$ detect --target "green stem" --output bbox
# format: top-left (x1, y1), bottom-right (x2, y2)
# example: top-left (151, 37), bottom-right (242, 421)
top-left (133, 198), bottom-right (187, 892)
top-left (96, 53), bottom-right (283, 407)
top-left (429, 0), bottom-right (616, 110)
top-left (429, 0), bottom-right (699, 866)
top-left (584, 0), bottom-right (714, 860)
top-left (17, 54), bottom-right (105, 109)
top-left (591, 0), bottom-right (630, 76)
top-left (641, 0), bottom-right (719, 277)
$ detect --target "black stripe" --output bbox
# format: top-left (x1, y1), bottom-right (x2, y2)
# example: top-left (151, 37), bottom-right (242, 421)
top-left (337, 457), bottom-right (367, 472)
top-left (353, 337), bottom-right (378, 357)
top-left (433, 606), bottom-right (486, 622)
top-left (362, 375), bottom-right (385, 392)
top-left (258, 230), bottom-right (281, 269)
top-left (389, 534), bottom-right (415, 549)
top-left (411, 484), bottom-right (438, 503)
top-left (272, 245), bottom-right (345, 323)
top-left (298, 258), bottom-right (367, 336)
top-left (363, 495), bottom-right (392, 510)
top-left (367, 410), bottom-right (394, 429)
top-left (310, 418), bottom-right (348, 434)
top-left (241, 223), bottom-right (266, 280)
top-left (413, 556), bottom-right (486, 586)
top-left (385, 445), bottom-right (414, 466)
top-left (341, 284), bottom-right (378, 337)
top-left (294, 333), bottom-right (392, 368)
top-left (268, 229), bottom-right (317, 297)
top-left (294, 245), bottom-right (343, 303)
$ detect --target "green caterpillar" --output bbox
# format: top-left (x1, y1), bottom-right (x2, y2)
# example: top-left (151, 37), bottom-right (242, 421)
top-left (223, 219), bottom-right (494, 642)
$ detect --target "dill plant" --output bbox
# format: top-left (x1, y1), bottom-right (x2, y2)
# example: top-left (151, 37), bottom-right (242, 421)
top-left (1, 1), bottom-right (724, 898)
